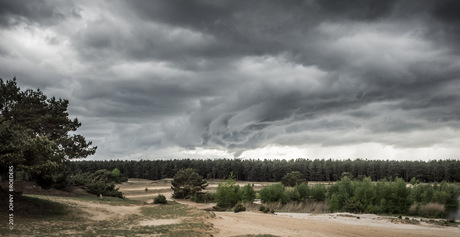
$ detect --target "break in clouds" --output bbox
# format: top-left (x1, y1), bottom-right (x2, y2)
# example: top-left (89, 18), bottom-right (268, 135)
top-left (1, 0), bottom-right (460, 160)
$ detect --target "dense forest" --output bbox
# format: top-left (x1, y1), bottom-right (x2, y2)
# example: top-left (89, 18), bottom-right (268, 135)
top-left (68, 158), bottom-right (460, 183)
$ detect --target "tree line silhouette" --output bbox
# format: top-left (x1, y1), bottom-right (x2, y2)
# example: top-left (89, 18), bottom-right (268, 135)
top-left (68, 158), bottom-right (460, 183)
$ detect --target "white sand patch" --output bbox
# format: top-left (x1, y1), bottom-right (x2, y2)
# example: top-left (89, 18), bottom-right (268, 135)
top-left (138, 219), bottom-right (181, 226)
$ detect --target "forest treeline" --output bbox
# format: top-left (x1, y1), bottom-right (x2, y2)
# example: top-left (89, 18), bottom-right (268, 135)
top-left (68, 158), bottom-right (460, 183)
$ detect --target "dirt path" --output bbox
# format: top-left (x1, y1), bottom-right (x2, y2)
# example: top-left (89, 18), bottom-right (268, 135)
top-left (54, 198), bottom-right (142, 221)
top-left (211, 211), bottom-right (460, 237)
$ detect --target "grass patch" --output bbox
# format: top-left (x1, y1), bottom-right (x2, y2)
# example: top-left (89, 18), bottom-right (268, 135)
top-left (234, 235), bottom-right (280, 237)
top-left (1, 194), bottom-right (214, 236)
top-left (141, 202), bottom-right (198, 219)
top-left (25, 194), bottom-right (142, 206)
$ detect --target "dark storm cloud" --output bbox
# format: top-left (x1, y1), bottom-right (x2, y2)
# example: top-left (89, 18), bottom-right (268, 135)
top-left (0, 0), bottom-right (79, 27)
top-left (1, 0), bottom-right (460, 159)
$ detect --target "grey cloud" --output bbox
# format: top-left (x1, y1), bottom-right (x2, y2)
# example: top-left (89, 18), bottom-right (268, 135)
top-left (2, 0), bottom-right (460, 159)
top-left (0, 0), bottom-right (78, 27)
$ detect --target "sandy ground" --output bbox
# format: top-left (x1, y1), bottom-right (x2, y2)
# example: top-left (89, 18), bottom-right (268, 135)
top-left (116, 178), bottom-right (460, 237)
top-left (57, 198), bottom-right (142, 221)
top-left (211, 211), bottom-right (460, 237)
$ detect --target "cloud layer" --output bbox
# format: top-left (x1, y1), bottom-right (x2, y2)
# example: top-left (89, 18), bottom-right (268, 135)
top-left (1, 0), bottom-right (460, 160)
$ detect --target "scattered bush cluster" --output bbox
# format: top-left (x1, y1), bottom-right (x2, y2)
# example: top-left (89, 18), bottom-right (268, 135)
top-left (173, 168), bottom-right (459, 218)
top-left (326, 177), bottom-right (460, 218)
top-left (255, 176), bottom-right (459, 218)
top-left (259, 205), bottom-right (273, 213)
top-left (214, 177), bottom-right (256, 209)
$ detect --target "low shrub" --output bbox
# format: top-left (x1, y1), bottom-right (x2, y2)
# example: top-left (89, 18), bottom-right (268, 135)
top-left (191, 192), bottom-right (214, 203)
top-left (418, 202), bottom-right (445, 218)
top-left (69, 170), bottom-right (123, 198)
top-left (154, 194), bottom-right (167, 204)
top-left (259, 205), bottom-right (266, 212)
top-left (233, 202), bottom-right (246, 212)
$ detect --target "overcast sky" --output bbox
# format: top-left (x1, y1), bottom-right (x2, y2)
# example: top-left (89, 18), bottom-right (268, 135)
top-left (1, 0), bottom-right (460, 161)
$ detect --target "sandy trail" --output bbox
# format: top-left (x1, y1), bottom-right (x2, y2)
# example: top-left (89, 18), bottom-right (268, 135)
top-left (56, 198), bottom-right (141, 221)
top-left (211, 211), bottom-right (460, 237)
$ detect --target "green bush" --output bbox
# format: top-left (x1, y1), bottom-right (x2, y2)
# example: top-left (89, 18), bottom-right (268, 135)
top-left (241, 184), bottom-right (256, 203)
top-left (191, 192), bottom-right (215, 203)
top-left (69, 170), bottom-right (123, 198)
top-left (233, 202), bottom-right (246, 212)
top-left (215, 178), bottom-right (241, 208)
top-left (295, 183), bottom-right (309, 200)
top-left (259, 205), bottom-right (266, 212)
top-left (285, 187), bottom-right (300, 201)
top-left (154, 194), bottom-right (167, 204)
top-left (260, 183), bottom-right (289, 204)
top-left (281, 171), bottom-right (306, 187)
top-left (310, 184), bottom-right (327, 202)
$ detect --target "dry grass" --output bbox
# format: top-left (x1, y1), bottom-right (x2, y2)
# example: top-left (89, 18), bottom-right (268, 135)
top-left (419, 202), bottom-right (445, 218)
top-left (244, 200), bottom-right (329, 213)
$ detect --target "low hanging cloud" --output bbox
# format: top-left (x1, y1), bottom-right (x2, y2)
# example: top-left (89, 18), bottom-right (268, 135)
top-left (1, 0), bottom-right (460, 160)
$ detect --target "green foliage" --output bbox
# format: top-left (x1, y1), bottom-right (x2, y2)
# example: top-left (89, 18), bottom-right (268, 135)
top-left (325, 176), bottom-right (460, 217)
top-left (259, 205), bottom-right (266, 212)
top-left (233, 202), bottom-right (246, 212)
top-left (112, 168), bottom-right (121, 183)
top-left (171, 168), bottom-right (207, 199)
top-left (310, 184), bottom-right (327, 202)
top-left (294, 183), bottom-right (309, 200)
top-left (386, 178), bottom-right (411, 214)
top-left (281, 171), bottom-right (306, 187)
top-left (0, 78), bottom-right (96, 188)
top-left (285, 187), bottom-right (300, 201)
top-left (215, 178), bottom-right (242, 208)
top-left (153, 194), bottom-right (167, 204)
top-left (241, 184), bottom-right (256, 203)
top-left (259, 183), bottom-right (289, 204)
top-left (70, 158), bottom-right (460, 183)
top-left (69, 170), bottom-right (123, 198)
top-left (190, 192), bottom-right (215, 203)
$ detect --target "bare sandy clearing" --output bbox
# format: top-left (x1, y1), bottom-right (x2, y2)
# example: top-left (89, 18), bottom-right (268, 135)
top-left (53, 198), bottom-right (142, 221)
top-left (138, 219), bottom-right (181, 226)
top-left (211, 211), bottom-right (459, 237)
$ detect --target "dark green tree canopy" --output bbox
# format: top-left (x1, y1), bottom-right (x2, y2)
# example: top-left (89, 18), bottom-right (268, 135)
top-left (0, 78), bottom-right (96, 186)
top-left (281, 171), bottom-right (306, 187)
top-left (171, 168), bottom-right (207, 199)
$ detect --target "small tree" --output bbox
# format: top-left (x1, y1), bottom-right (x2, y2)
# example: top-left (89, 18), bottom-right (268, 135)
top-left (215, 178), bottom-right (242, 208)
top-left (259, 183), bottom-right (289, 204)
top-left (112, 168), bottom-right (121, 183)
top-left (281, 171), bottom-right (306, 187)
top-left (171, 168), bottom-right (207, 199)
top-left (295, 183), bottom-right (309, 200)
top-left (241, 184), bottom-right (256, 203)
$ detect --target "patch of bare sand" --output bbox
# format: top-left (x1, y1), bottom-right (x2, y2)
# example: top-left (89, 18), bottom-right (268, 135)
top-left (211, 212), bottom-right (460, 237)
top-left (138, 219), bottom-right (181, 226)
top-left (56, 199), bottom-right (141, 221)
top-left (173, 198), bottom-right (215, 210)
